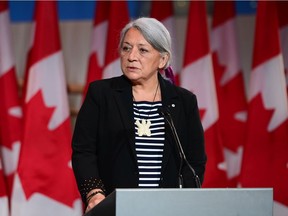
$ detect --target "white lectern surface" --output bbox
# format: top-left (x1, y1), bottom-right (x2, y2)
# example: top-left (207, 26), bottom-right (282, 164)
top-left (115, 188), bottom-right (273, 216)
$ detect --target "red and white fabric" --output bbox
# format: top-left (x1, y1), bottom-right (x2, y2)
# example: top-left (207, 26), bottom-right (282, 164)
top-left (211, 1), bottom-right (247, 187)
top-left (277, 1), bottom-right (288, 95)
top-left (102, 1), bottom-right (129, 79)
top-left (150, 0), bottom-right (180, 85)
top-left (240, 2), bottom-right (288, 215)
top-left (0, 156), bottom-right (9, 216)
top-left (11, 1), bottom-right (82, 215)
top-left (180, 1), bottom-right (228, 187)
top-left (0, 0), bottom-right (22, 198)
top-left (83, 1), bottom-right (110, 97)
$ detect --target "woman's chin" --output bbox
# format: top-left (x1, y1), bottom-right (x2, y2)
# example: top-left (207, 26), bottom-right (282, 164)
top-left (123, 72), bottom-right (141, 81)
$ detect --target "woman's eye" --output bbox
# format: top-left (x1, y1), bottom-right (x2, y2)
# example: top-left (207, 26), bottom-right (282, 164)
top-left (139, 48), bottom-right (148, 53)
top-left (122, 46), bottom-right (130, 52)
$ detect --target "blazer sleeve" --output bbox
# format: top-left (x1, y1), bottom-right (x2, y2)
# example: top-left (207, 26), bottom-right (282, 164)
top-left (71, 83), bottom-right (105, 202)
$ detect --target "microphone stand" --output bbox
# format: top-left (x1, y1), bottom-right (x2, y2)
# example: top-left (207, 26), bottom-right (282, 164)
top-left (159, 108), bottom-right (201, 188)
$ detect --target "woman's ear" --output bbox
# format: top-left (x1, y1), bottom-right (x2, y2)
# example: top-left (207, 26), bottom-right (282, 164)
top-left (159, 53), bottom-right (169, 70)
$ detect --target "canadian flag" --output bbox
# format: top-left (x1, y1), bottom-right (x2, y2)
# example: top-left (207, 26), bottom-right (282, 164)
top-left (11, 1), bottom-right (82, 216)
top-left (83, 1), bottom-right (110, 97)
top-left (240, 1), bottom-right (288, 216)
top-left (180, 1), bottom-right (228, 187)
top-left (0, 0), bottom-right (22, 197)
top-left (150, 0), bottom-right (180, 84)
top-left (211, 1), bottom-right (247, 187)
top-left (0, 156), bottom-right (9, 216)
top-left (102, 1), bottom-right (129, 79)
top-left (277, 1), bottom-right (288, 94)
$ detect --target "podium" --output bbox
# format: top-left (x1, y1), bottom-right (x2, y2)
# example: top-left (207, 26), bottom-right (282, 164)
top-left (84, 188), bottom-right (273, 216)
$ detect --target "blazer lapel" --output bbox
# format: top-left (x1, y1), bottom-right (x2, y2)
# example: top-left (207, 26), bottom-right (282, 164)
top-left (159, 75), bottom-right (181, 175)
top-left (111, 76), bottom-right (138, 164)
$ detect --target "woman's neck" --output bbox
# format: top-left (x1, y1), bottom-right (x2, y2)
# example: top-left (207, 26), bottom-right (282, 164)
top-left (132, 80), bottom-right (161, 102)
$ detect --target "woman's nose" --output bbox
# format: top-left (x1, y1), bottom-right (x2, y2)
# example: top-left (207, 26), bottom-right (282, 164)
top-left (128, 48), bottom-right (138, 61)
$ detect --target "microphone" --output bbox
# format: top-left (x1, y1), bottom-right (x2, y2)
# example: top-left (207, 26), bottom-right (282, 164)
top-left (158, 107), bottom-right (201, 188)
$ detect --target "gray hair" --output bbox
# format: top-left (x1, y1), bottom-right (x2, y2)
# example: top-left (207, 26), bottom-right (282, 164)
top-left (119, 17), bottom-right (172, 69)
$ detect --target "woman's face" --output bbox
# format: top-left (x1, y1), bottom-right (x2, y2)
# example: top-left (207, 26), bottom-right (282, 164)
top-left (120, 28), bottom-right (167, 83)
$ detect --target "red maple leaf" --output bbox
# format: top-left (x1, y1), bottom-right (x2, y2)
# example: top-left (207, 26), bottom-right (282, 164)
top-left (0, 69), bottom-right (23, 196)
top-left (212, 52), bottom-right (247, 152)
top-left (202, 121), bottom-right (228, 188)
top-left (199, 106), bottom-right (228, 187)
top-left (241, 94), bottom-right (288, 206)
top-left (18, 91), bottom-right (79, 207)
top-left (0, 69), bottom-right (22, 150)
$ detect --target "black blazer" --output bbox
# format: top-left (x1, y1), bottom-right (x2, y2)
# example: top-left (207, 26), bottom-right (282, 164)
top-left (72, 74), bottom-right (206, 199)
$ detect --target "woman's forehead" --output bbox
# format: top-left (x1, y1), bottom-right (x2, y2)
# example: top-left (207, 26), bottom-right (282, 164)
top-left (123, 28), bottom-right (151, 46)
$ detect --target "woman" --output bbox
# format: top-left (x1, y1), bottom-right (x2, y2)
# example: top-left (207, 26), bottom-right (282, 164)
top-left (72, 17), bottom-right (207, 212)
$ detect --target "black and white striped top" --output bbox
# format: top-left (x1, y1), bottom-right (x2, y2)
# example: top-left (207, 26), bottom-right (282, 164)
top-left (133, 101), bottom-right (165, 187)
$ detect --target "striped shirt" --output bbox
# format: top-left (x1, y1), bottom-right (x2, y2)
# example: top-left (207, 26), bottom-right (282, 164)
top-left (133, 101), bottom-right (165, 187)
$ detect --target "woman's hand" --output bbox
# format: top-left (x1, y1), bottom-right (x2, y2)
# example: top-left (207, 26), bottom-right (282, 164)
top-left (85, 190), bottom-right (106, 213)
